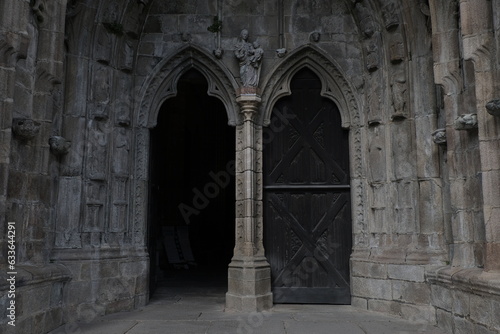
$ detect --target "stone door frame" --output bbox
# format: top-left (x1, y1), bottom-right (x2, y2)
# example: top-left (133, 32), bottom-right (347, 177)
top-left (133, 44), bottom-right (363, 312)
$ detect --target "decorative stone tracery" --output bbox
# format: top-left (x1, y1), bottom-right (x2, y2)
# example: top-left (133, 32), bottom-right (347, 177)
top-left (137, 45), bottom-right (240, 128)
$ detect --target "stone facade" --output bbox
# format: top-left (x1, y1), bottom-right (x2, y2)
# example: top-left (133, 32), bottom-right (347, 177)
top-left (0, 1), bottom-right (499, 333)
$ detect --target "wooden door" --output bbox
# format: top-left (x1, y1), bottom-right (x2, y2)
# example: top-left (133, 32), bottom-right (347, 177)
top-left (263, 68), bottom-right (352, 304)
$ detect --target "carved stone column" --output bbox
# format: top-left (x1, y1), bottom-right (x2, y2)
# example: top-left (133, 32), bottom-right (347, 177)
top-left (226, 89), bottom-right (273, 312)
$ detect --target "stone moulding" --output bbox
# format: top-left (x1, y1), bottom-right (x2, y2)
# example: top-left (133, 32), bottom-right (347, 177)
top-left (485, 99), bottom-right (500, 117)
top-left (454, 113), bottom-right (478, 130)
top-left (259, 45), bottom-right (360, 129)
top-left (427, 266), bottom-right (500, 299)
top-left (12, 118), bottom-right (41, 141)
top-left (136, 44), bottom-right (240, 128)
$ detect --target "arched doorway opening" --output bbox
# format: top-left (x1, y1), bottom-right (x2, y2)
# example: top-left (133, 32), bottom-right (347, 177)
top-left (263, 67), bottom-right (352, 304)
top-left (148, 69), bottom-right (235, 295)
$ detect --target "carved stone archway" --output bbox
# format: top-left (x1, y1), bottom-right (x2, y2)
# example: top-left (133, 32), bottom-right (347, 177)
top-left (130, 45), bottom-right (240, 272)
top-left (136, 44), bottom-right (241, 128)
top-left (259, 45), bottom-right (361, 129)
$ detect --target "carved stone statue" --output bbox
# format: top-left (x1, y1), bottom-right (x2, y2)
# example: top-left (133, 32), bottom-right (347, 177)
top-left (49, 136), bottom-right (72, 156)
top-left (234, 29), bottom-right (263, 87)
top-left (486, 98), bottom-right (500, 117)
top-left (454, 113), bottom-right (478, 130)
top-left (431, 129), bottom-right (447, 145)
top-left (12, 118), bottom-right (40, 141)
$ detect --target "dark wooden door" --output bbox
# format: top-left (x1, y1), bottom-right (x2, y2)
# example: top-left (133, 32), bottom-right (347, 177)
top-left (263, 68), bottom-right (352, 304)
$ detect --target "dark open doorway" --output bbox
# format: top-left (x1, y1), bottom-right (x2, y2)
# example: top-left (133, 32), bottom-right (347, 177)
top-left (148, 69), bottom-right (235, 296)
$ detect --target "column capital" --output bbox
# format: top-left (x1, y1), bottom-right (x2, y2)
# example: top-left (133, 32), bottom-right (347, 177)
top-left (236, 88), bottom-right (261, 120)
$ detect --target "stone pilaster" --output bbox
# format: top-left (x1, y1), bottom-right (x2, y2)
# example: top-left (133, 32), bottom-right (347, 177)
top-left (226, 89), bottom-right (273, 312)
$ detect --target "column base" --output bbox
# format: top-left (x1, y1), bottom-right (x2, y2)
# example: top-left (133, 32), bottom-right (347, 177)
top-left (225, 257), bottom-right (273, 312)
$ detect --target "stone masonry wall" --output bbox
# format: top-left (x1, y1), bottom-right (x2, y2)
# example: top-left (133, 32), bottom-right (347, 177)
top-left (1, 0), bottom-right (500, 333)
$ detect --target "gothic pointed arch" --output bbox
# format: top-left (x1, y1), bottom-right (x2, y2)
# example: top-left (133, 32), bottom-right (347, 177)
top-left (259, 45), bottom-right (361, 129)
top-left (136, 44), bottom-right (240, 128)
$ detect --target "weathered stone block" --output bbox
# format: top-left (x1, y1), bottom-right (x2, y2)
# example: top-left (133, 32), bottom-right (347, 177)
top-left (367, 299), bottom-right (401, 317)
top-left (453, 315), bottom-right (475, 334)
top-left (492, 299), bottom-right (500, 331)
top-left (43, 307), bottom-right (64, 333)
top-left (470, 294), bottom-right (492, 327)
top-left (387, 264), bottom-right (425, 282)
top-left (351, 296), bottom-right (368, 310)
top-left (100, 261), bottom-right (119, 278)
top-left (18, 285), bottom-right (51, 316)
top-left (436, 308), bottom-right (454, 334)
top-left (120, 259), bottom-right (148, 278)
top-left (400, 304), bottom-right (436, 324)
top-left (392, 280), bottom-right (431, 304)
top-left (105, 298), bottom-right (134, 314)
top-left (64, 281), bottom-right (93, 305)
top-left (351, 277), bottom-right (392, 300)
top-left (351, 261), bottom-right (387, 279)
top-left (418, 179), bottom-right (444, 234)
top-left (430, 284), bottom-right (453, 310)
top-left (451, 290), bottom-right (470, 317)
top-left (76, 302), bottom-right (105, 323)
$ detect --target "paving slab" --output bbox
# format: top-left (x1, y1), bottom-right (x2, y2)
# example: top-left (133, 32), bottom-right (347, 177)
top-left (126, 320), bottom-right (211, 334)
top-left (48, 285), bottom-right (448, 334)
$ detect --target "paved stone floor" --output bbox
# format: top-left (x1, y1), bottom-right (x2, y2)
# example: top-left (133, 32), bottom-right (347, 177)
top-left (49, 269), bottom-right (447, 334)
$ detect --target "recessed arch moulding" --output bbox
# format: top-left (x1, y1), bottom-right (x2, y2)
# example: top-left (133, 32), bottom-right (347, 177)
top-left (259, 45), bottom-right (359, 129)
top-left (136, 45), bottom-right (241, 128)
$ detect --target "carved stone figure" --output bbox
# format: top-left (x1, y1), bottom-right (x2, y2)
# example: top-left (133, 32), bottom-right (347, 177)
top-left (213, 48), bottom-right (223, 59)
top-left (276, 48), bottom-right (287, 58)
top-left (118, 38), bottom-right (135, 71)
top-left (389, 33), bottom-right (405, 63)
top-left (454, 113), bottom-right (478, 130)
top-left (234, 29), bottom-right (263, 87)
top-left (310, 31), bottom-right (321, 42)
top-left (365, 32), bottom-right (381, 71)
top-left (92, 65), bottom-right (111, 119)
top-left (486, 99), bottom-right (500, 117)
top-left (94, 25), bottom-right (112, 64)
top-left (12, 118), bottom-right (41, 141)
top-left (31, 0), bottom-right (47, 24)
top-left (49, 136), bottom-right (72, 155)
top-left (355, 1), bottom-right (376, 38)
top-left (113, 128), bottom-right (130, 174)
top-left (381, 2), bottom-right (399, 30)
top-left (390, 73), bottom-right (407, 118)
top-left (431, 128), bottom-right (447, 145)
top-left (88, 121), bottom-right (108, 179)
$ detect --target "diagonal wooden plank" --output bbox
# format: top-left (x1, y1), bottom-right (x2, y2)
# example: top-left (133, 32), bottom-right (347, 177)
top-left (287, 115), bottom-right (348, 183)
top-left (268, 193), bottom-right (350, 287)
